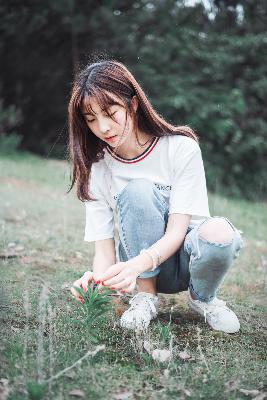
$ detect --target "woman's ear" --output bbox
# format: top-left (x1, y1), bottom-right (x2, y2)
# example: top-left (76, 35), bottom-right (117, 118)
top-left (131, 95), bottom-right (139, 113)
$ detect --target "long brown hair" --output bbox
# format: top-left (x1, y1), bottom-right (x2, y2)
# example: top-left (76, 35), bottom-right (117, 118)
top-left (68, 60), bottom-right (198, 201)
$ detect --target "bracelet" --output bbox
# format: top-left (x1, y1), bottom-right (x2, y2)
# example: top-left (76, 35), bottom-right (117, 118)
top-left (151, 245), bottom-right (162, 266)
top-left (140, 246), bottom-right (161, 272)
top-left (140, 249), bottom-right (157, 271)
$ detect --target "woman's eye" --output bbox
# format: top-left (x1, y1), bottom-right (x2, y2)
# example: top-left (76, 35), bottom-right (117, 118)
top-left (86, 111), bottom-right (116, 123)
top-left (106, 111), bottom-right (116, 117)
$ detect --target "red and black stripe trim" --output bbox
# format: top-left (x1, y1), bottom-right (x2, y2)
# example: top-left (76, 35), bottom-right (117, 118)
top-left (106, 136), bottom-right (160, 164)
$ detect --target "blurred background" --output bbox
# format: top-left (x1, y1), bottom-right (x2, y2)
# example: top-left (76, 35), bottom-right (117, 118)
top-left (1, 0), bottom-right (266, 201)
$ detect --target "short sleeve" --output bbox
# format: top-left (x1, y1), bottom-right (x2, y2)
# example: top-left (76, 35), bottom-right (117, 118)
top-left (169, 140), bottom-right (210, 217)
top-left (84, 166), bottom-right (115, 242)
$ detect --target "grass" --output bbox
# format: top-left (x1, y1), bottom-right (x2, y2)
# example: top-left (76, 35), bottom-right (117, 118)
top-left (0, 151), bottom-right (266, 400)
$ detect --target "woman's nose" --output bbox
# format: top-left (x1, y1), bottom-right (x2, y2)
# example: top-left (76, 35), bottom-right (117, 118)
top-left (98, 116), bottom-right (111, 135)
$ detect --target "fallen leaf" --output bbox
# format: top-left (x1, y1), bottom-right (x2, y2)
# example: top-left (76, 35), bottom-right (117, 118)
top-left (152, 349), bottom-right (171, 363)
top-left (253, 393), bottom-right (267, 400)
top-left (14, 245), bottom-right (24, 252)
top-left (178, 351), bottom-right (191, 360)
top-left (113, 297), bottom-right (125, 317)
top-left (239, 389), bottom-right (260, 397)
top-left (163, 369), bottom-right (170, 378)
top-left (0, 378), bottom-right (10, 400)
top-left (69, 389), bottom-right (85, 397)
top-left (183, 388), bottom-right (192, 397)
top-left (112, 390), bottom-right (133, 399)
top-left (143, 340), bottom-right (153, 354)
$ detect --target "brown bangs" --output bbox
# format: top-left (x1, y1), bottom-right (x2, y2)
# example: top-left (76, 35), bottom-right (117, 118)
top-left (81, 87), bottom-right (129, 118)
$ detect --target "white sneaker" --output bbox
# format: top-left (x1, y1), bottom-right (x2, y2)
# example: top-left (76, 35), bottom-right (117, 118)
top-left (188, 289), bottom-right (240, 333)
top-left (120, 292), bottom-right (159, 331)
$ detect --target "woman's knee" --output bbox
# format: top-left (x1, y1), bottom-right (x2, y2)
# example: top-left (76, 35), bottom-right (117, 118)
top-left (197, 216), bottom-right (237, 245)
top-left (185, 216), bottom-right (243, 261)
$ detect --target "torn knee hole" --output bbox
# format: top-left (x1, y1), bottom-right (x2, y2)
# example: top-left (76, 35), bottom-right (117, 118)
top-left (198, 218), bottom-right (235, 244)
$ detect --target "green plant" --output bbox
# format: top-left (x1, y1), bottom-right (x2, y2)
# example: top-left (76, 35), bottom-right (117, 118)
top-left (156, 320), bottom-right (172, 347)
top-left (72, 285), bottom-right (113, 343)
top-left (26, 381), bottom-right (47, 400)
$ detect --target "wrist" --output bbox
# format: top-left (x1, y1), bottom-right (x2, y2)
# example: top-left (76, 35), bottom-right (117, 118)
top-left (128, 253), bottom-right (153, 274)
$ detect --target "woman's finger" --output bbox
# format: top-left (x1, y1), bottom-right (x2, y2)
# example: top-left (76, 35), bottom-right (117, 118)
top-left (122, 281), bottom-right (136, 294)
top-left (102, 273), bottom-right (126, 287)
top-left (99, 263), bottom-right (125, 282)
top-left (81, 271), bottom-right (93, 292)
top-left (70, 283), bottom-right (84, 303)
top-left (110, 278), bottom-right (132, 290)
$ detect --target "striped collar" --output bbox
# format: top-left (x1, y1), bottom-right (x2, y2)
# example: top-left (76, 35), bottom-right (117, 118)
top-left (106, 136), bottom-right (160, 164)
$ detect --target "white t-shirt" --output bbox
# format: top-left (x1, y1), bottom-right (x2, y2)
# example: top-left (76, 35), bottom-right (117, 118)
top-left (84, 135), bottom-right (210, 242)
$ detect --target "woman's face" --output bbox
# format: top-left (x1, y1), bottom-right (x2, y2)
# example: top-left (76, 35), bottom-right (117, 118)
top-left (82, 93), bottom-right (137, 148)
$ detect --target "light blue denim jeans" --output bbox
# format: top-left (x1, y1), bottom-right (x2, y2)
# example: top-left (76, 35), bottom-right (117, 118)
top-left (116, 178), bottom-right (243, 302)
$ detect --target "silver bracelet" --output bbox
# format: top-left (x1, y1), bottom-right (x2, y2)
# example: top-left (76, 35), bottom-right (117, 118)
top-left (140, 247), bottom-right (161, 272)
top-left (151, 245), bottom-right (162, 266)
top-left (140, 249), bottom-right (157, 271)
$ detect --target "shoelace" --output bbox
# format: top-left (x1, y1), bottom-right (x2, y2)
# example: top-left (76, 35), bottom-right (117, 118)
top-left (129, 293), bottom-right (157, 316)
top-left (202, 298), bottom-right (227, 323)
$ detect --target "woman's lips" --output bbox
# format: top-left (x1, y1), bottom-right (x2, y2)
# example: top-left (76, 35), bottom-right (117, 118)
top-left (106, 135), bottom-right (117, 142)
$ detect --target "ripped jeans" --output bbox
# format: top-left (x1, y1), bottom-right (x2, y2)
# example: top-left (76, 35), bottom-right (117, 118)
top-left (117, 178), bottom-right (243, 302)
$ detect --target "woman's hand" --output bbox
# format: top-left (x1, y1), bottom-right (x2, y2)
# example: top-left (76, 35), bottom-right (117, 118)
top-left (98, 260), bottom-right (143, 293)
top-left (70, 271), bottom-right (94, 303)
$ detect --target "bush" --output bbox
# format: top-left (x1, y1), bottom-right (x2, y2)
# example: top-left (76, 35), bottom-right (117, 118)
top-left (0, 100), bottom-right (23, 154)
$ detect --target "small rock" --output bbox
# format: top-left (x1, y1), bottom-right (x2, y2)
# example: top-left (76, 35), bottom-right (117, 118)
top-left (239, 388), bottom-right (260, 397)
top-left (112, 390), bottom-right (133, 399)
top-left (152, 349), bottom-right (171, 363)
top-left (69, 388), bottom-right (85, 398)
top-left (178, 350), bottom-right (191, 360)
top-left (143, 340), bottom-right (153, 354)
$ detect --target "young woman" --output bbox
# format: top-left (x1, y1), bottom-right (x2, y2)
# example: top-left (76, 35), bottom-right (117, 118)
top-left (69, 60), bottom-right (243, 333)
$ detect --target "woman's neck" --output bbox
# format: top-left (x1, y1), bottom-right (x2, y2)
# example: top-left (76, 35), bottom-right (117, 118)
top-left (112, 131), bottom-right (154, 159)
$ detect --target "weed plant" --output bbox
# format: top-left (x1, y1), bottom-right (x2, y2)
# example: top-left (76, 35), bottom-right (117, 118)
top-left (72, 285), bottom-right (113, 344)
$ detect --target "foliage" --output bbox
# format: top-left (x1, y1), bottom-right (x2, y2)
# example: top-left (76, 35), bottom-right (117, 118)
top-left (0, 0), bottom-right (266, 199)
top-left (72, 285), bottom-right (113, 343)
top-left (0, 100), bottom-right (23, 154)
top-left (156, 320), bottom-right (172, 347)
top-left (26, 381), bottom-right (47, 400)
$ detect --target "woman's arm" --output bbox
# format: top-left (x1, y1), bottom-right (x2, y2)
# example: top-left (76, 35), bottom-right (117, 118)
top-left (98, 214), bottom-right (191, 292)
top-left (129, 213), bottom-right (191, 273)
top-left (93, 238), bottom-right (116, 275)
top-left (71, 239), bottom-right (116, 301)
